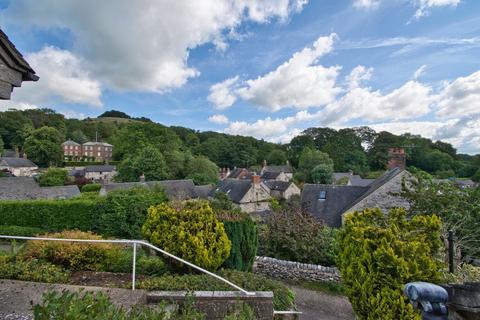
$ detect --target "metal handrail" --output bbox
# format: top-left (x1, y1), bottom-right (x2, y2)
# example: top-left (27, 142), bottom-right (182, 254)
top-left (0, 235), bottom-right (254, 295)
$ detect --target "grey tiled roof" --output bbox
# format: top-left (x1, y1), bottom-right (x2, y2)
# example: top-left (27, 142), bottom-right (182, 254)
top-left (83, 141), bottom-right (113, 147)
top-left (261, 171), bottom-right (280, 180)
top-left (262, 165), bottom-right (293, 174)
top-left (0, 177), bottom-right (80, 200)
top-left (62, 140), bottom-right (80, 146)
top-left (301, 184), bottom-right (368, 227)
top-left (194, 185), bottom-right (214, 199)
top-left (0, 157), bottom-right (38, 168)
top-left (85, 165), bottom-right (116, 173)
top-left (211, 179), bottom-right (252, 203)
top-left (101, 179), bottom-right (197, 201)
top-left (264, 180), bottom-right (291, 192)
top-left (1, 149), bottom-right (17, 158)
top-left (349, 175), bottom-right (374, 187)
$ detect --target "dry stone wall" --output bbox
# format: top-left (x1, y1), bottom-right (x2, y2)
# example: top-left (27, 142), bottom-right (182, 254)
top-left (253, 256), bottom-right (341, 283)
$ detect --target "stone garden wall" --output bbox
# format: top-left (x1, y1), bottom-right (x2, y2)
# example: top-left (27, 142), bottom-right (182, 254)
top-left (253, 256), bottom-right (341, 283)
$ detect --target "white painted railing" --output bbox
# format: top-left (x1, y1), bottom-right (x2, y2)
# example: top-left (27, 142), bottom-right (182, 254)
top-left (0, 235), bottom-right (254, 295)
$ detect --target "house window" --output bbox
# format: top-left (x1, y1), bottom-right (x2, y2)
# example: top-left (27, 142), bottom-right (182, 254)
top-left (319, 191), bottom-right (326, 200)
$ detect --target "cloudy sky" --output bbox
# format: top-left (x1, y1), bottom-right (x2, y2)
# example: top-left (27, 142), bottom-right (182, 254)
top-left (1, 0), bottom-right (479, 153)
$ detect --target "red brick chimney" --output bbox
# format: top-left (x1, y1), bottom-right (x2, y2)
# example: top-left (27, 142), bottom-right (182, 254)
top-left (251, 174), bottom-right (261, 185)
top-left (387, 148), bottom-right (406, 170)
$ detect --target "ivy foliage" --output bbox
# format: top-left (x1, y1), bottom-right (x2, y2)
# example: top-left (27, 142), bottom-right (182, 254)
top-left (142, 201), bottom-right (231, 271)
top-left (337, 208), bottom-right (442, 320)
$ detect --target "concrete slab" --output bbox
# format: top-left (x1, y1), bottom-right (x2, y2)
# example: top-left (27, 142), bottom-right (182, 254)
top-left (0, 279), bottom-right (147, 319)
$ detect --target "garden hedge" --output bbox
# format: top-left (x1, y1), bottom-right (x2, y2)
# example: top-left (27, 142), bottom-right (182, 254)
top-left (0, 199), bottom-right (98, 232)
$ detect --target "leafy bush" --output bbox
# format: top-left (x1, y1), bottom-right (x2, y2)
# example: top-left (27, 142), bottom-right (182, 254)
top-left (259, 203), bottom-right (337, 266)
top-left (81, 183), bottom-right (102, 193)
top-left (220, 214), bottom-right (258, 272)
top-left (337, 208), bottom-right (442, 320)
top-left (0, 199), bottom-right (98, 231)
top-left (33, 290), bottom-right (204, 320)
top-left (20, 230), bottom-right (122, 271)
top-left (97, 186), bottom-right (167, 239)
top-left (441, 264), bottom-right (480, 284)
top-left (39, 168), bottom-right (68, 186)
top-left (0, 225), bottom-right (44, 237)
top-left (104, 249), bottom-right (170, 277)
top-left (223, 304), bottom-right (255, 320)
top-left (136, 270), bottom-right (295, 311)
top-left (0, 256), bottom-right (69, 283)
top-left (142, 201), bottom-right (231, 271)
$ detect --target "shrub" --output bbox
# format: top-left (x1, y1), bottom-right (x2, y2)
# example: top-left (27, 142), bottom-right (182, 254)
top-left (137, 269), bottom-right (295, 311)
top-left (337, 208), bottom-right (442, 320)
top-left (441, 264), bottom-right (480, 284)
top-left (0, 199), bottom-right (98, 231)
top-left (39, 168), bottom-right (68, 186)
top-left (0, 225), bottom-right (44, 237)
top-left (97, 186), bottom-right (168, 239)
top-left (259, 203), bottom-right (337, 266)
top-left (81, 183), bottom-right (102, 193)
top-left (20, 230), bottom-right (122, 271)
top-left (142, 201), bottom-right (231, 271)
top-left (0, 256), bottom-right (69, 283)
top-left (220, 214), bottom-right (258, 272)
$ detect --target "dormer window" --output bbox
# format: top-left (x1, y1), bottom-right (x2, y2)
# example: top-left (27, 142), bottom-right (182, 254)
top-left (319, 190), bottom-right (326, 200)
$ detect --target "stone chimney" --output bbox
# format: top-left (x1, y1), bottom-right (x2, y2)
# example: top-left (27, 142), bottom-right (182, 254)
top-left (387, 147), bottom-right (406, 170)
top-left (251, 174), bottom-right (261, 185)
top-left (22, 152), bottom-right (27, 159)
top-left (139, 173), bottom-right (146, 183)
top-left (263, 159), bottom-right (267, 167)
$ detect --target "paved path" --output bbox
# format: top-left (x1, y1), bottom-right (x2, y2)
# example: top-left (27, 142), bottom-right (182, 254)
top-left (0, 279), bottom-right (146, 319)
top-left (288, 285), bottom-right (355, 320)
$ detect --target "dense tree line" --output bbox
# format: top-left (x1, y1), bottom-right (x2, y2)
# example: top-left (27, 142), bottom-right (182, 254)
top-left (1, 108), bottom-right (479, 181)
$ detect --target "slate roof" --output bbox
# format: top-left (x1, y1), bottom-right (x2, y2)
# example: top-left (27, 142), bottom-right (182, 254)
top-left (1, 149), bottom-right (17, 158)
top-left (85, 165), bottom-right (116, 173)
top-left (264, 180), bottom-right (291, 192)
top-left (68, 168), bottom-right (86, 177)
top-left (0, 28), bottom-right (38, 81)
top-left (226, 168), bottom-right (251, 179)
top-left (0, 177), bottom-right (80, 200)
top-left (194, 185), bottom-right (214, 199)
top-left (301, 168), bottom-right (405, 227)
top-left (302, 184), bottom-right (369, 227)
top-left (262, 165), bottom-right (293, 174)
top-left (62, 140), bottom-right (80, 146)
top-left (83, 141), bottom-right (113, 147)
top-left (349, 175), bottom-right (374, 187)
top-left (211, 179), bottom-right (253, 203)
top-left (0, 157), bottom-right (38, 168)
top-left (261, 171), bottom-right (281, 180)
top-left (101, 179), bottom-right (197, 201)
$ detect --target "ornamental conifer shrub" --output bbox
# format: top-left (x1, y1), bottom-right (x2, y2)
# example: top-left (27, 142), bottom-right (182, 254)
top-left (337, 208), bottom-right (442, 320)
top-left (142, 200), bottom-right (231, 271)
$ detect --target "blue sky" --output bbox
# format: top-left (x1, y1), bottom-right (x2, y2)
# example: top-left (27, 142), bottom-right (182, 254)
top-left (1, 0), bottom-right (479, 153)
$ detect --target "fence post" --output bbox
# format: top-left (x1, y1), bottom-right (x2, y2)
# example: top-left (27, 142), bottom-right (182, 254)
top-left (132, 242), bottom-right (137, 290)
top-left (448, 230), bottom-right (455, 274)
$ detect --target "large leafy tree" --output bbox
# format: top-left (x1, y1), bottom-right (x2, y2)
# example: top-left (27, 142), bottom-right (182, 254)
top-left (0, 135), bottom-right (3, 155)
top-left (311, 164), bottom-right (333, 184)
top-left (23, 126), bottom-right (64, 167)
top-left (287, 135), bottom-right (315, 167)
top-left (0, 110), bottom-right (33, 149)
top-left (185, 155), bottom-right (219, 185)
top-left (39, 168), bottom-right (68, 186)
top-left (116, 145), bottom-right (168, 182)
top-left (296, 148), bottom-right (333, 183)
top-left (265, 149), bottom-right (287, 165)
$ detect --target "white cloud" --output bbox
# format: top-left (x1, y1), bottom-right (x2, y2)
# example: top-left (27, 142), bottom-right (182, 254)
top-left (353, 0), bottom-right (380, 10)
top-left (3, 0), bottom-right (307, 93)
top-left (208, 114), bottom-right (229, 124)
top-left (224, 110), bottom-right (318, 139)
top-left (208, 77), bottom-right (239, 110)
top-left (228, 33), bottom-right (341, 112)
top-left (60, 110), bottom-right (87, 120)
top-left (413, 65), bottom-right (427, 80)
top-left (0, 101), bottom-right (39, 112)
top-left (346, 65), bottom-right (373, 89)
top-left (321, 79), bottom-right (432, 124)
top-left (414, 0), bottom-right (461, 19)
top-left (435, 70), bottom-right (480, 119)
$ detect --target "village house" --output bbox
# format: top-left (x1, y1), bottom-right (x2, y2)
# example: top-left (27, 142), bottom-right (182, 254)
top-left (62, 140), bottom-right (114, 162)
top-left (0, 28), bottom-right (39, 100)
top-left (333, 172), bottom-right (374, 187)
top-left (0, 177), bottom-right (80, 200)
top-left (260, 161), bottom-right (293, 181)
top-left (0, 157), bottom-right (38, 177)
top-left (211, 175), bottom-right (271, 213)
top-left (264, 180), bottom-right (301, 200)
top-left (225, 168), bottom-right (252, 180)
top-left (301, 168), bottom-right (411, 227)
top-left (68, 165), bottom-right (117, 183)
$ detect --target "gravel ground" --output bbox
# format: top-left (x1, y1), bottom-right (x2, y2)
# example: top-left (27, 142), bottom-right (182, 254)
top-left (288, 285), bottom-right (355, 320)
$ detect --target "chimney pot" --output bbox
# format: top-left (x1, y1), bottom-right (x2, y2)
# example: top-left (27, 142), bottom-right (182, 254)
top-left (251, 174), bottom-right (261, 185)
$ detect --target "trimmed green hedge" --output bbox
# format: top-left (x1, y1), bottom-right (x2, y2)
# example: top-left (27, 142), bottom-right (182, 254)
top-left (221, 215), bottom-right (258, 272)
top-left (81, 183), bottom-right (101, 193)
top-left (0, 199), bottom-right (98, 232)
top-left (0, 225), bottom-right (45, 237)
